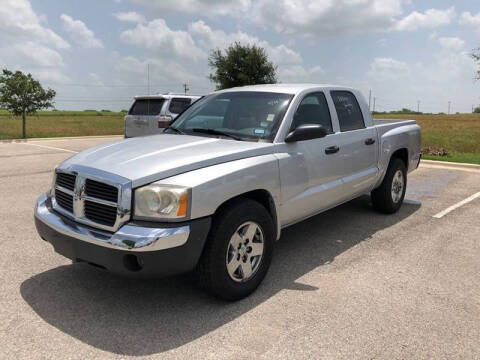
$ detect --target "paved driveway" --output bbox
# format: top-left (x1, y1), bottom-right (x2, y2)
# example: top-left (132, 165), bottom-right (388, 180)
top-left (1, 137), bottom-right (479, 359)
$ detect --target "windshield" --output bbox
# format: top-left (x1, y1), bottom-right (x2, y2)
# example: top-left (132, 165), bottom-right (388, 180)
top-left (129, 99), bottom-right (165, 116)
top-left (169, 91), bottom-right (293, 141)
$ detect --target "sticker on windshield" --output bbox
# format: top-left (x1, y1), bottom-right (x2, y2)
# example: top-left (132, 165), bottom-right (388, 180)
top-left (260, 121), bottom-right (268, 127)
top-left (254, 128), bottom-right (265, 135)
top-left (266, 114), bottom-right (275, 121)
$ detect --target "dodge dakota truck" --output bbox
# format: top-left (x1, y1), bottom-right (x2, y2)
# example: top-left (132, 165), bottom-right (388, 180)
top-left (34, 84), bottom-right (421, 300)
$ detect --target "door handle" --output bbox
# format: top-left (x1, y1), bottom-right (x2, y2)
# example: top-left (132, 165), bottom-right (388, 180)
top-left (365, 138), bottom-right (376, 145)
top-left (325, 145), bottom-right (339, 154)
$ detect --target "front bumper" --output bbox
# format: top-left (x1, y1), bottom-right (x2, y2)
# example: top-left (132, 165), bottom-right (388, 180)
top-left (34, 193), bottom-right (211, 278)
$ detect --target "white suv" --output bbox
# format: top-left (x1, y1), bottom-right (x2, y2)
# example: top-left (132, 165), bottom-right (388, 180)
top-left (124, 93), bottom-right (201, 137)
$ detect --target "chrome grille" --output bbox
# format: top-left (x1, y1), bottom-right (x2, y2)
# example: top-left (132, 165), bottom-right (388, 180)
top-left (52, 167), bottom-right (131, 232)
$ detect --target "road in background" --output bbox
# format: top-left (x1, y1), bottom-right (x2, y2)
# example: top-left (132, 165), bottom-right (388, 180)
top-left (0, 136), bottom-right (479, 359)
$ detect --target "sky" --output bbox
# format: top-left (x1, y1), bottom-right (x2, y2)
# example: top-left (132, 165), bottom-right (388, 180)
top-left (1, 0), bottom-right (480, 113)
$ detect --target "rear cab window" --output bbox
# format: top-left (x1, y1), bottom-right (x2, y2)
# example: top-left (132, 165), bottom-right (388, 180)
top-left (129, 99), bottom-right (165, 116)
top-left (169, 98), bottom-right (192, 114)
top-left (330, 91), bottom-right (365, 131)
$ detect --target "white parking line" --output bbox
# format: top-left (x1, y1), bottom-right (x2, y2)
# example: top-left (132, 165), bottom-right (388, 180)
top-left (433, 192), bottom-right (480, 218)
top-left (21, 142), bottom-right (78, 154)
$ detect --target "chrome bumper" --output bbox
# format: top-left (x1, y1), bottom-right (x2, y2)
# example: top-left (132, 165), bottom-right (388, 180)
top-left (34, 192), bottom-right (190, 252)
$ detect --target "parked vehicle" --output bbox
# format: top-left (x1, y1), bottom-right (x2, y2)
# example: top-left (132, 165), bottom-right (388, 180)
top-left (124, 93), bottom-right (201, 137)
top-left (35, 84), bottom-right (421, 300)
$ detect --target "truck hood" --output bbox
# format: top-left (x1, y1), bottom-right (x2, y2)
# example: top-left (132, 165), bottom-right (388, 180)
top-left (59, 134), bottom-right (274, 187)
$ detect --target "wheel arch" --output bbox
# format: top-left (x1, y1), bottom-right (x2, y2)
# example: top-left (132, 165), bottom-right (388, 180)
top-left (213, 189), bottom-right (280, 240)
top-left (390, 148), bottom-right (408, 168)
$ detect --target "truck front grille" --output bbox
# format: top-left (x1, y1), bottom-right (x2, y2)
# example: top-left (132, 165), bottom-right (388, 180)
top-left (85, 179), bottom-right (118, 202)
top-left (53, 170), bottom-right (128, 231)
top-left (84, 200), bottom-right (117, 226)
top-left (56, 172), bottom-right (76, 191)
top-left (54, 188), bottom-right (73, 212)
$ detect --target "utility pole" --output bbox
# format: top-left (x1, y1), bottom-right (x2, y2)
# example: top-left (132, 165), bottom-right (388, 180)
top-left (417, 100), bottom-right (420, 113)
top-left (183, 83), bottom-right (189, 95)
top-left (147, 63), bottom-right (150, 95)
top-left (368, 90), bottom-right (372, 111)
top-left (448, 101), bottom-right (451, 115)
top-left (373, 97), bottom-right (376, 112)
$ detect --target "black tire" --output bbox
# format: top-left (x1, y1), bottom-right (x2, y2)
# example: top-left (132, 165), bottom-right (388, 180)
top-left (371, 158), bottom-right (407, 214)
top-left (196, 199), bottom-right (275, 301)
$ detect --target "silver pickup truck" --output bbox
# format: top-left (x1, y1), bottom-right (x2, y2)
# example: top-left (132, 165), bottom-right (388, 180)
top-left (34, 84), bottom-right (421, 300)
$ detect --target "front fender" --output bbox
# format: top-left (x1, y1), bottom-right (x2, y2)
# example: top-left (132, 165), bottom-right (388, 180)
top-left (159, 155), bottom-right (282, 238)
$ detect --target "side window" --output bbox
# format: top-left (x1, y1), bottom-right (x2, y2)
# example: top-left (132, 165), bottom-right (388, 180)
top-left (169, 98), bottom-right (192, 114)
top-left (292, 92), bottom-right (333, 134)
top-left (331, 91), bottom-right (365, 131)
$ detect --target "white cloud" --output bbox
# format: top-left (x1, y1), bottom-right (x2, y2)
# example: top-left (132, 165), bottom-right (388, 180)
top-left (134, 1), bottom-right (456, 38)
top-left (33, 69), bottom-right (70, 84)
top-left (367, 58), bottom-right (409, 82)
top-left (250, 0), bottom-right (403, 36)
top-left (460, 12), bottom-right (480, 36)
top-left (114, 55), bottom-right (208, 93)
top-left (131, 0), bottom-right (251, 16)
top-left (0, 0), bottom-right (69, 49)
top-left (60, 14), bottom-right (103, 48)
top-left (114, 11), bottom-right (145, 23)
top-left (437, 37), bottom-right (465, 51)
top-left (188, 20), bottom-right (302, 65)
top-left (120, 19), bottom-right (205, 61)
top-left (13, 42), bottom-right (64, 68)
top-left (278, 65), bottom-right (325, 83)
top-left (394, 7), bottom-right (455, 31)
top-left (88, 73), bottom-right (104, 86)
top-left (0, 0), bottom-right (69, 84)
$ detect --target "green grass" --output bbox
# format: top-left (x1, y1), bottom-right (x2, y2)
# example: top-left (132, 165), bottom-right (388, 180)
top-left (0, 113), bottom-right (124, 139)
top-left (1, 111), bottom-right (479, 164)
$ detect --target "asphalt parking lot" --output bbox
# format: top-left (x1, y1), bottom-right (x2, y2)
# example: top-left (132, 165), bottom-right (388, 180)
top-left (1, 136), bottom-right (479, 359)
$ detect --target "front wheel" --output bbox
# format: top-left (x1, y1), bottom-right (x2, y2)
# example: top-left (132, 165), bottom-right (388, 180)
top-left (371, 158), bottom-right (407, 214)
top-left (196, 199), bottom-right (275, 301)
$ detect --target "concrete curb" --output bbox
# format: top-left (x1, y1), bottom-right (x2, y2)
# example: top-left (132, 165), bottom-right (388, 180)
top-left (1, 135), bottom-right (123, 142)
top-left (421, 159), bottom-right (480, 170)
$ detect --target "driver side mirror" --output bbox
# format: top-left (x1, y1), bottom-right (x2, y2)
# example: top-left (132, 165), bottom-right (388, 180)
top-left (284, 124), bottom-right (327, 143)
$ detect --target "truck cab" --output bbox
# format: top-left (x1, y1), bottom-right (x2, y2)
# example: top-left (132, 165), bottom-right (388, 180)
top-left (124, 93), bottom-right (201, 138)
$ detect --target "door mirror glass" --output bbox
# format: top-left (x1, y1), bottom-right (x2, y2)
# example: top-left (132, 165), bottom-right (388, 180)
top-left (284, 124), bottom-right (327, 143)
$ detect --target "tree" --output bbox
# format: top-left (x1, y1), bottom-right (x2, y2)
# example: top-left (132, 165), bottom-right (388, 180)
top-left (472, 48), bottom-right (480, 80)
top-left (208, 42), bottom-right (277, 90)
top-left (0, 69), bottom-right (55, 138)
top-left (474, 107), bottom-right (480, 113)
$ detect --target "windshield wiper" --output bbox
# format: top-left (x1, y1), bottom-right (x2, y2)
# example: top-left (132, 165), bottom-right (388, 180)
top-left (191, 128), bottom-right (242, 141)
top-left (165, 126), bottom-right (185, 135)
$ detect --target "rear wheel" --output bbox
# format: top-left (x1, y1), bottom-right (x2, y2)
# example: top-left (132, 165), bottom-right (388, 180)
top-left (371, 158), bottom-right (407, 214)
top-left (197, 199), bottom-right (275, 301)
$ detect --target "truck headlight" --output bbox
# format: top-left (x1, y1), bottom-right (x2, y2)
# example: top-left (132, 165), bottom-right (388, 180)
top-left (134, 184), bottom-right (189, 220)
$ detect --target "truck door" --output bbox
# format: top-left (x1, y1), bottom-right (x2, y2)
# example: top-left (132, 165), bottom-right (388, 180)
top-left (277, 92), bottom-right (346, 225)
top-left (329, 91), bottom-right (378, 198)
